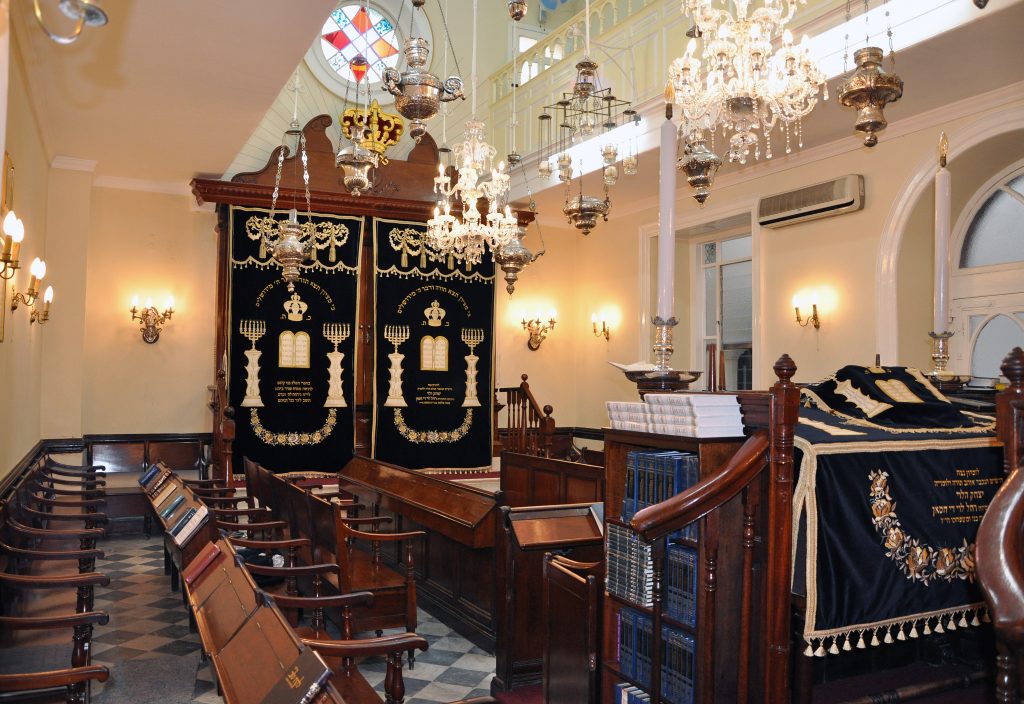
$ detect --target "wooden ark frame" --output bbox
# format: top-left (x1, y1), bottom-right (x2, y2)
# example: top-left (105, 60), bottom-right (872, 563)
top-left (192, 116), bottom-right (535, 650)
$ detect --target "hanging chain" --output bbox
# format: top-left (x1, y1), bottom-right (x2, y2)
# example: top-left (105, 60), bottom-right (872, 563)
top-left (843, 0), bottom-right (851, 74)
top-left (301, 134), bottom-right (311, 216)
top-left (863, 0), bottom-right (870, 48)
top-left (270, 142), bottom-right (286, 217)
top-left (884, 0), bottom-right (896, 70)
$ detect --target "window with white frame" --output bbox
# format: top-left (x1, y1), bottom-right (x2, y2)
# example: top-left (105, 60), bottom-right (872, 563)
top-left (698, 235), bottom-right (753, 390)
top-left (950, 162), bottom-right (1024, 381)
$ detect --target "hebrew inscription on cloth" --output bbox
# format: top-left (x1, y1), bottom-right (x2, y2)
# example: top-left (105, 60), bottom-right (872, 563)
top-left (371, 217), bottom-right (494, 469)
top-left (228, 206), bottom-right (362, 472)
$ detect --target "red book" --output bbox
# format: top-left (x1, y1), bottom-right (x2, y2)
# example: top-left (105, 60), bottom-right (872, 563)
top-left (182, 541), bottom-right (222, 587)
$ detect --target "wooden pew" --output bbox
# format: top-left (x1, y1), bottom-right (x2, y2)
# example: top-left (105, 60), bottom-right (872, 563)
top-left (0, 464), bottom-right (111, 704)
top-left (186, 538), bottom-right (493, 704)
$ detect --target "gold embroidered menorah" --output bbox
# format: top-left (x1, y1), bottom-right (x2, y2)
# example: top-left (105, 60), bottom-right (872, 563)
top-left (384, 324), bottom-right (410, 353)
top-left (461, 328), bottom-right (484, 354)
top-left (240, 319), bottom-right (266, 349)
top-left (323, 323), bottom-right (351, 352)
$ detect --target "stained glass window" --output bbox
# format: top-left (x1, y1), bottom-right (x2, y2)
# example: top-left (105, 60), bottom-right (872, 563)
top-left (320, 5), bottom-right (401, 86)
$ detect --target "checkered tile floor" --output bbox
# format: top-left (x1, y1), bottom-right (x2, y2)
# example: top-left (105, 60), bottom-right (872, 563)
top-left (89, 534), bottom-right (495, 704)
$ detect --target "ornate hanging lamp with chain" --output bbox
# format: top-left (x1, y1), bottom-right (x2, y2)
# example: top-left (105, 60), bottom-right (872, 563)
top-left (382, 0), bottom-right (464, 141)
top-left (836, 0), bottom-right (903, 147)
top-left (266, 110), bottom-right (314, 292)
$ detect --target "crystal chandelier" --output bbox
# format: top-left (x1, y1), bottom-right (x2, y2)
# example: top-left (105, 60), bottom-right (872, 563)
top-left (836, 0), bottom-right (903, 147)
top-left (668, 0), bottom-right (828, 165)
top-left (426, 0), bottom-right (515, 266)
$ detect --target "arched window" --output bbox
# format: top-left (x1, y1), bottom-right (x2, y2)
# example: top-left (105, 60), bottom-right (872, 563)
top-left (950, 162), bottom-right (1024, 381)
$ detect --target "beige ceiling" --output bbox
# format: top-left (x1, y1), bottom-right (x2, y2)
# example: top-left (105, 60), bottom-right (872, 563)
top-left (11, 0), bottom-right (1024, 195)
top-left (11, 0), bottom-right (336, 184)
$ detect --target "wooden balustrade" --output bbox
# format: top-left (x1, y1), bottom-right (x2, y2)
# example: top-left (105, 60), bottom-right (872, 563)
top-left (497, 374), bottom-right (556, 458)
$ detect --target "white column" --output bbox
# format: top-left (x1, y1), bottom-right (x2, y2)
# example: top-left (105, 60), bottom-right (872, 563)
top-left (933, 157), bottom-right (951, 334)
top-left (656, 118), bottom-right (676, 320)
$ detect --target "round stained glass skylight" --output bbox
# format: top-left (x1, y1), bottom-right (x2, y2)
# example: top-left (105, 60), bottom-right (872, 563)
top-left (319, 5), bottom-right (401, 87)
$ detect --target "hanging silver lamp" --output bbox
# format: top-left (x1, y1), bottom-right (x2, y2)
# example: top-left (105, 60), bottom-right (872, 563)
top-left (837, 46), bottom-right (903, 148)
top-left (383, 38), bottom-right (465, 141)
top-left (678, 134), bottom-right (722, 205)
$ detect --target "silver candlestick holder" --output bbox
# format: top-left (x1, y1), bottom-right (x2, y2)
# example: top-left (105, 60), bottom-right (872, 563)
top-left (928, 330), bottom-right (954, 374)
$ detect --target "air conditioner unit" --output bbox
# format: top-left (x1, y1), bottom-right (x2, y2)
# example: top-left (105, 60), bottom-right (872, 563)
top-left (757, 174), bottom-right (864, 228)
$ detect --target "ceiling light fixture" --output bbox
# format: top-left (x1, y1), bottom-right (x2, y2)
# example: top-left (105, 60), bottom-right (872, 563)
top-left (383, 0), bottom-right (465, 141)
top-left (426, 0), bottom-right (515, 267)
top-left (668, 0), bottom-right (828, 166)
top-left (836, 0), bottom-right (903, 147)
top-left (33, 0), bottom-right (107, 45)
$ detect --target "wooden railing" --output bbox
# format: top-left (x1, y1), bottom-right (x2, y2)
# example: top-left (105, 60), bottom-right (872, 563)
top-left (630, 354), bottom-right (800, 703)
top-left (977, 346), bottom-right (1024, 703)
top-left (496, 374), bottom-right (557, 458)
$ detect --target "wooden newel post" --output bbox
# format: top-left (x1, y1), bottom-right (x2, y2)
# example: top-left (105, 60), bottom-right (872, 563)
top-left (763, 354), bottom-right (799, 702)
top-left (977, 347), bottom-right (1024, 703)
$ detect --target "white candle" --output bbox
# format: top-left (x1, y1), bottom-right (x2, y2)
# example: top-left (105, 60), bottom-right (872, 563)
top-left (656, 117), bottom-right (677, 321)
top-left (934, 161), bottom-right (951, 333)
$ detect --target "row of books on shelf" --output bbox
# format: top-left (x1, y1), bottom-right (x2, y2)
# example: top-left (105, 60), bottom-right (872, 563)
top-left (621, 449), bottom-right (699, 542)
top-left (607, 393), bottom-right (744, 437)
top-left (616, 607), bottom-right (696, 704)
top-left (140, 463), bottom-right (210, 548)
top-left (606, 523), bottom-right (697, 626)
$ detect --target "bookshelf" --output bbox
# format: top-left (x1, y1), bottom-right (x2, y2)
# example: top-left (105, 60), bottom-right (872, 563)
top-left (600, 429), bottom-right (752, 704)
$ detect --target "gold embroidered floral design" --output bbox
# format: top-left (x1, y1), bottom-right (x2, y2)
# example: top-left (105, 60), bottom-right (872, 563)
top-left (393, 408), bottom-right (473, 443)
top-left (868, 470), bottom-right (976, 584)
top-left (251, 408), bottom-right (337, 446)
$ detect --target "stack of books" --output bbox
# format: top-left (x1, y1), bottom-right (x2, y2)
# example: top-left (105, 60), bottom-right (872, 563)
top-left (607, 393), bottom-right (744, 438)
top-left (621, 449), bottom-right (700, 541)
top-left (606, 522), bottom-right (654, 607)
top-left (616, 607), bottom-right (696, 704)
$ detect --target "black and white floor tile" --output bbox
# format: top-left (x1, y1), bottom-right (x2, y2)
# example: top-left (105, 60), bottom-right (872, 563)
top-left (88, 534), bottom-right (494, 704)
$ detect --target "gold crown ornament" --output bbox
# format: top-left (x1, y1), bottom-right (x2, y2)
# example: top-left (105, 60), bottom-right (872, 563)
top-left (341, 100), bottom-right (403, 165)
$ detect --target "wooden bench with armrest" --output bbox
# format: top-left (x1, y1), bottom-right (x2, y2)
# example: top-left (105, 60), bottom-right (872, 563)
top-left (185, 538), bottom-right (494, 704)
top-left (0, 469), bottom-right (111, 704)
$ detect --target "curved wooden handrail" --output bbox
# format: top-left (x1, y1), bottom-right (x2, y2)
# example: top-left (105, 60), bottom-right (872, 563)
top-left (0, 665), bottom-right (109, 690)
top-left (630, 431), bottom-right (770, 543)
top-left (976, 347), bottom-right (1024, 702)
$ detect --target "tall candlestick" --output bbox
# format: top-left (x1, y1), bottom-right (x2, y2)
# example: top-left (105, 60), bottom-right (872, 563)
top-left (656, 116), bottom-right (677, 320)
top-left (933, 133), bottom-right (951, 334)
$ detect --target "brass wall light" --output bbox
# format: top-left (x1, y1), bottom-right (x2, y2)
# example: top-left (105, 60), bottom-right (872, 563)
top-left (793, 293), bottom-right (820, 329)
top-left (522, 311), bottom-right (556, 350)
top-left (1, 211), bottom-right (24, 280)
top-left (131, 296), bottom-right (174, 344)
top-left (11, 257), bottom-right (46, 314)
top-left (31, 286), bottom-right (53, 324)
top-left (592, 313), bottom-right (610, 341)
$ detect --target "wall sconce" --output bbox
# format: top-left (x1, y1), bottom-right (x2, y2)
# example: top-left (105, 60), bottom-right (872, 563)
top-left (1, 211), bottom-right (24, 281)
top-left (522, 310), bottom-right (556, 350)
top-left (592, 313), bottom-right (610, 341)
top-left (793, 293), bottom-right (820, 329)
top-left (131, 296), bottom-right (174, 344)
top-left (31, 286), bottom-right (53, 324)
top-left (11, 257), bottom-right (46, 313)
